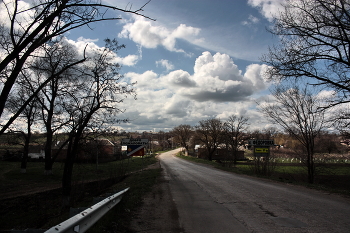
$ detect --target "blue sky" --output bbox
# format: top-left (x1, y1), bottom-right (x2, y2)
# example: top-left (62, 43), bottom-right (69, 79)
top-left (64, 0), bottom-right (285, 132)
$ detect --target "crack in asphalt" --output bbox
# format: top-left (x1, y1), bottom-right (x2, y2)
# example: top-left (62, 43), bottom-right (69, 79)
top-left (255, 202), bottom-right (277, 217)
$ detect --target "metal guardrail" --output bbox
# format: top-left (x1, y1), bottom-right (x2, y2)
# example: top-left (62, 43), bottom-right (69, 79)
top-left (45, 188), bottom-right (129, 233)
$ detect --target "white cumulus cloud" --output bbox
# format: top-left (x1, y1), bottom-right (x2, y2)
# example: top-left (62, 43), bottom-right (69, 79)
top-left (127, 51), bottom-right (269, 104)
top-left (165, 70), bottom-right (196, 87)
top-left (119, 51), bottom-right (271, 131)
top-left (119, 18), bottom-right (201, 53)
top-left (125, 71), bottom-right (162, 90)
top-left (156, 59), bottom-right (174, 71)
top-left (248, 0), bottom-right (285, 21)
top-left (171, 52), bottom-right (268, 102)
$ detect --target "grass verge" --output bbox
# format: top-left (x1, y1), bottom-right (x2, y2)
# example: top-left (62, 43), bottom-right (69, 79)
top-left (86, 168), bottom-right (162, 233)
top-left (0, 155), bottom-right (157, 199)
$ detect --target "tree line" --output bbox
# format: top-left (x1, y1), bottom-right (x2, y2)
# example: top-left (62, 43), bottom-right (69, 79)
top-left (172, 116), bottom-right (249, 163)
top-left (172, 112), bottom-right (346, 185)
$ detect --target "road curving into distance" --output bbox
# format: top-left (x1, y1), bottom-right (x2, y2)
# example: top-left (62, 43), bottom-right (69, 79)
top-left (159, 149), bottom-right (350, 233)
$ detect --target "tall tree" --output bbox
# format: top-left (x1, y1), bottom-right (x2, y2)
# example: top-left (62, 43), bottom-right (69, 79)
top-left (172, 124), bottom-right (192, 155)
top-left (195, 118), bottom-right (223, 161)
top-left (259, 84), bottom-right (327, 183)
top-left (61, 39), bottom-right (134, 205)
top-left (0, 0), bottom-right (152, 132)
top-left (223, 115), bottom-right (249, 165)
top-left (31, 38), bottom-right (81, 175)
top-left (262, 0), bottom-right (350, 108)
top-left (6, 87), bottom-right (40, 173)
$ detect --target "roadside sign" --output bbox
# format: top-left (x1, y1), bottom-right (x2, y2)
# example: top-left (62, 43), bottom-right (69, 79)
top-left (121, 138), bottom-right (148, 156)
top-left (254, 146), bottom-right (270, 157)
top-left (255, 147), bottom-right (269, 153)
top-left (127, 145), bottom-right (145, 156)
top-left (122, 138), bottom-right (149, 145)
top-left (249, 139), bottom-right (274, 157)
top-left (248, 139), bottom-right (274, 146)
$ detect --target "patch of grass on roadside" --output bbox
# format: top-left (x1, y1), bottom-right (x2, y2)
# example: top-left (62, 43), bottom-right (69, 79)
top-left (123, 155), bottom-right (158, 173)
top-left (0, 156), bottom-right (158, 197)
top-left (274, 165), bottom-right (306, 174)
top-left (86, 168), bottom-right (162, 233)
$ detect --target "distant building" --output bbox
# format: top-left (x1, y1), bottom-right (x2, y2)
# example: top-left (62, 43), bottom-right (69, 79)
top-left (29, 138), bottom-right (118, 163)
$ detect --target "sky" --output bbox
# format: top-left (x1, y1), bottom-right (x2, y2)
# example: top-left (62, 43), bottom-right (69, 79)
top-left (64, 0), bottom-right (286, 132)
top-left (8, 0), bottom-right (287, 133)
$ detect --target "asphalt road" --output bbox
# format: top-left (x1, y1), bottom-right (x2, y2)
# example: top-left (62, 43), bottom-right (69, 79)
top-left (159, 149), bottom-right (350, 233)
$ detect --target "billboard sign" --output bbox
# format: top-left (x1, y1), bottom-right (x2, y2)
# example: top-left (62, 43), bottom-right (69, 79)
top-left (121, 138), bottom-right (148, 156)
top-left (122, 138), bottom-right (149, 145)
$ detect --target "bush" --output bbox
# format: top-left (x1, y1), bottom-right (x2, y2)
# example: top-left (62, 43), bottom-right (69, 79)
top-left (249, 155), bottom-right (277, 177)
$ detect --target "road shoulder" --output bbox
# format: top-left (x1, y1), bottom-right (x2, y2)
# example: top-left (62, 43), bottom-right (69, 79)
top-left (129, 159), bottom-right (183, 233)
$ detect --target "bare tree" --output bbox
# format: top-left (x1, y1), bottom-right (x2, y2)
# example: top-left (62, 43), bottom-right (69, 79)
top-left (30, 38), bottom-right (82, 175)
top-left (172, 124), bottom-right (192, 155)
top-left (248, 129), bottom-right (264, 140)
top-left (0, 0), bottom-right (152, 131)
top-left (6, 87), bottom-right (40, 173)
top-left (155, 131), bottom-right (173, 151)
top-left (330, 104), bottom-right (350, 137)
top-left (262, 0), bottom-right (350, 108)
top-left (61, 39), bottom-right (134, 205)
top-left (195, 118), bottom-right (223, 161)
top-left (223, 115), bottom-right (249, 165)
top-left (315, 131), bottom-right (344, 154)
top-left (259, 84), bottom-right (327, 183)
top-left (0, 45), bottom-right (86, 135)
top-left (262, 127), bottom-right (279, 140)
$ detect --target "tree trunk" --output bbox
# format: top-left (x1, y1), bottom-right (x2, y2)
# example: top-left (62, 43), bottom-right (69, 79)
top-left (62, 139), bottom-right (75, 207)
top-left (44, 129), bottom-right (53, 175)
top-left (233, 149), bottom-right (238, 166)
top-left (307, 154), bottom-right (315, 184)
top-left (306, 144), bottom-right (315, 184)
top-left (44, 155), bottom-right (53, 175)
top-left (61, 118), bottom-right (90, 207)
top-left (20, 146), bottom-right (29, 174)
top-left (20, 135), bottom-right (30, 173)
top-left (20, 155), bottom-right (27, 174)
top-left (208, 148), bottom-right (214, 161)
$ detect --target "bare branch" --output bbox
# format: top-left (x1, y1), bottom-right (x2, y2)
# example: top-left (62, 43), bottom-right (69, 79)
top-left (262, 0), bottom-right (350, 108)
